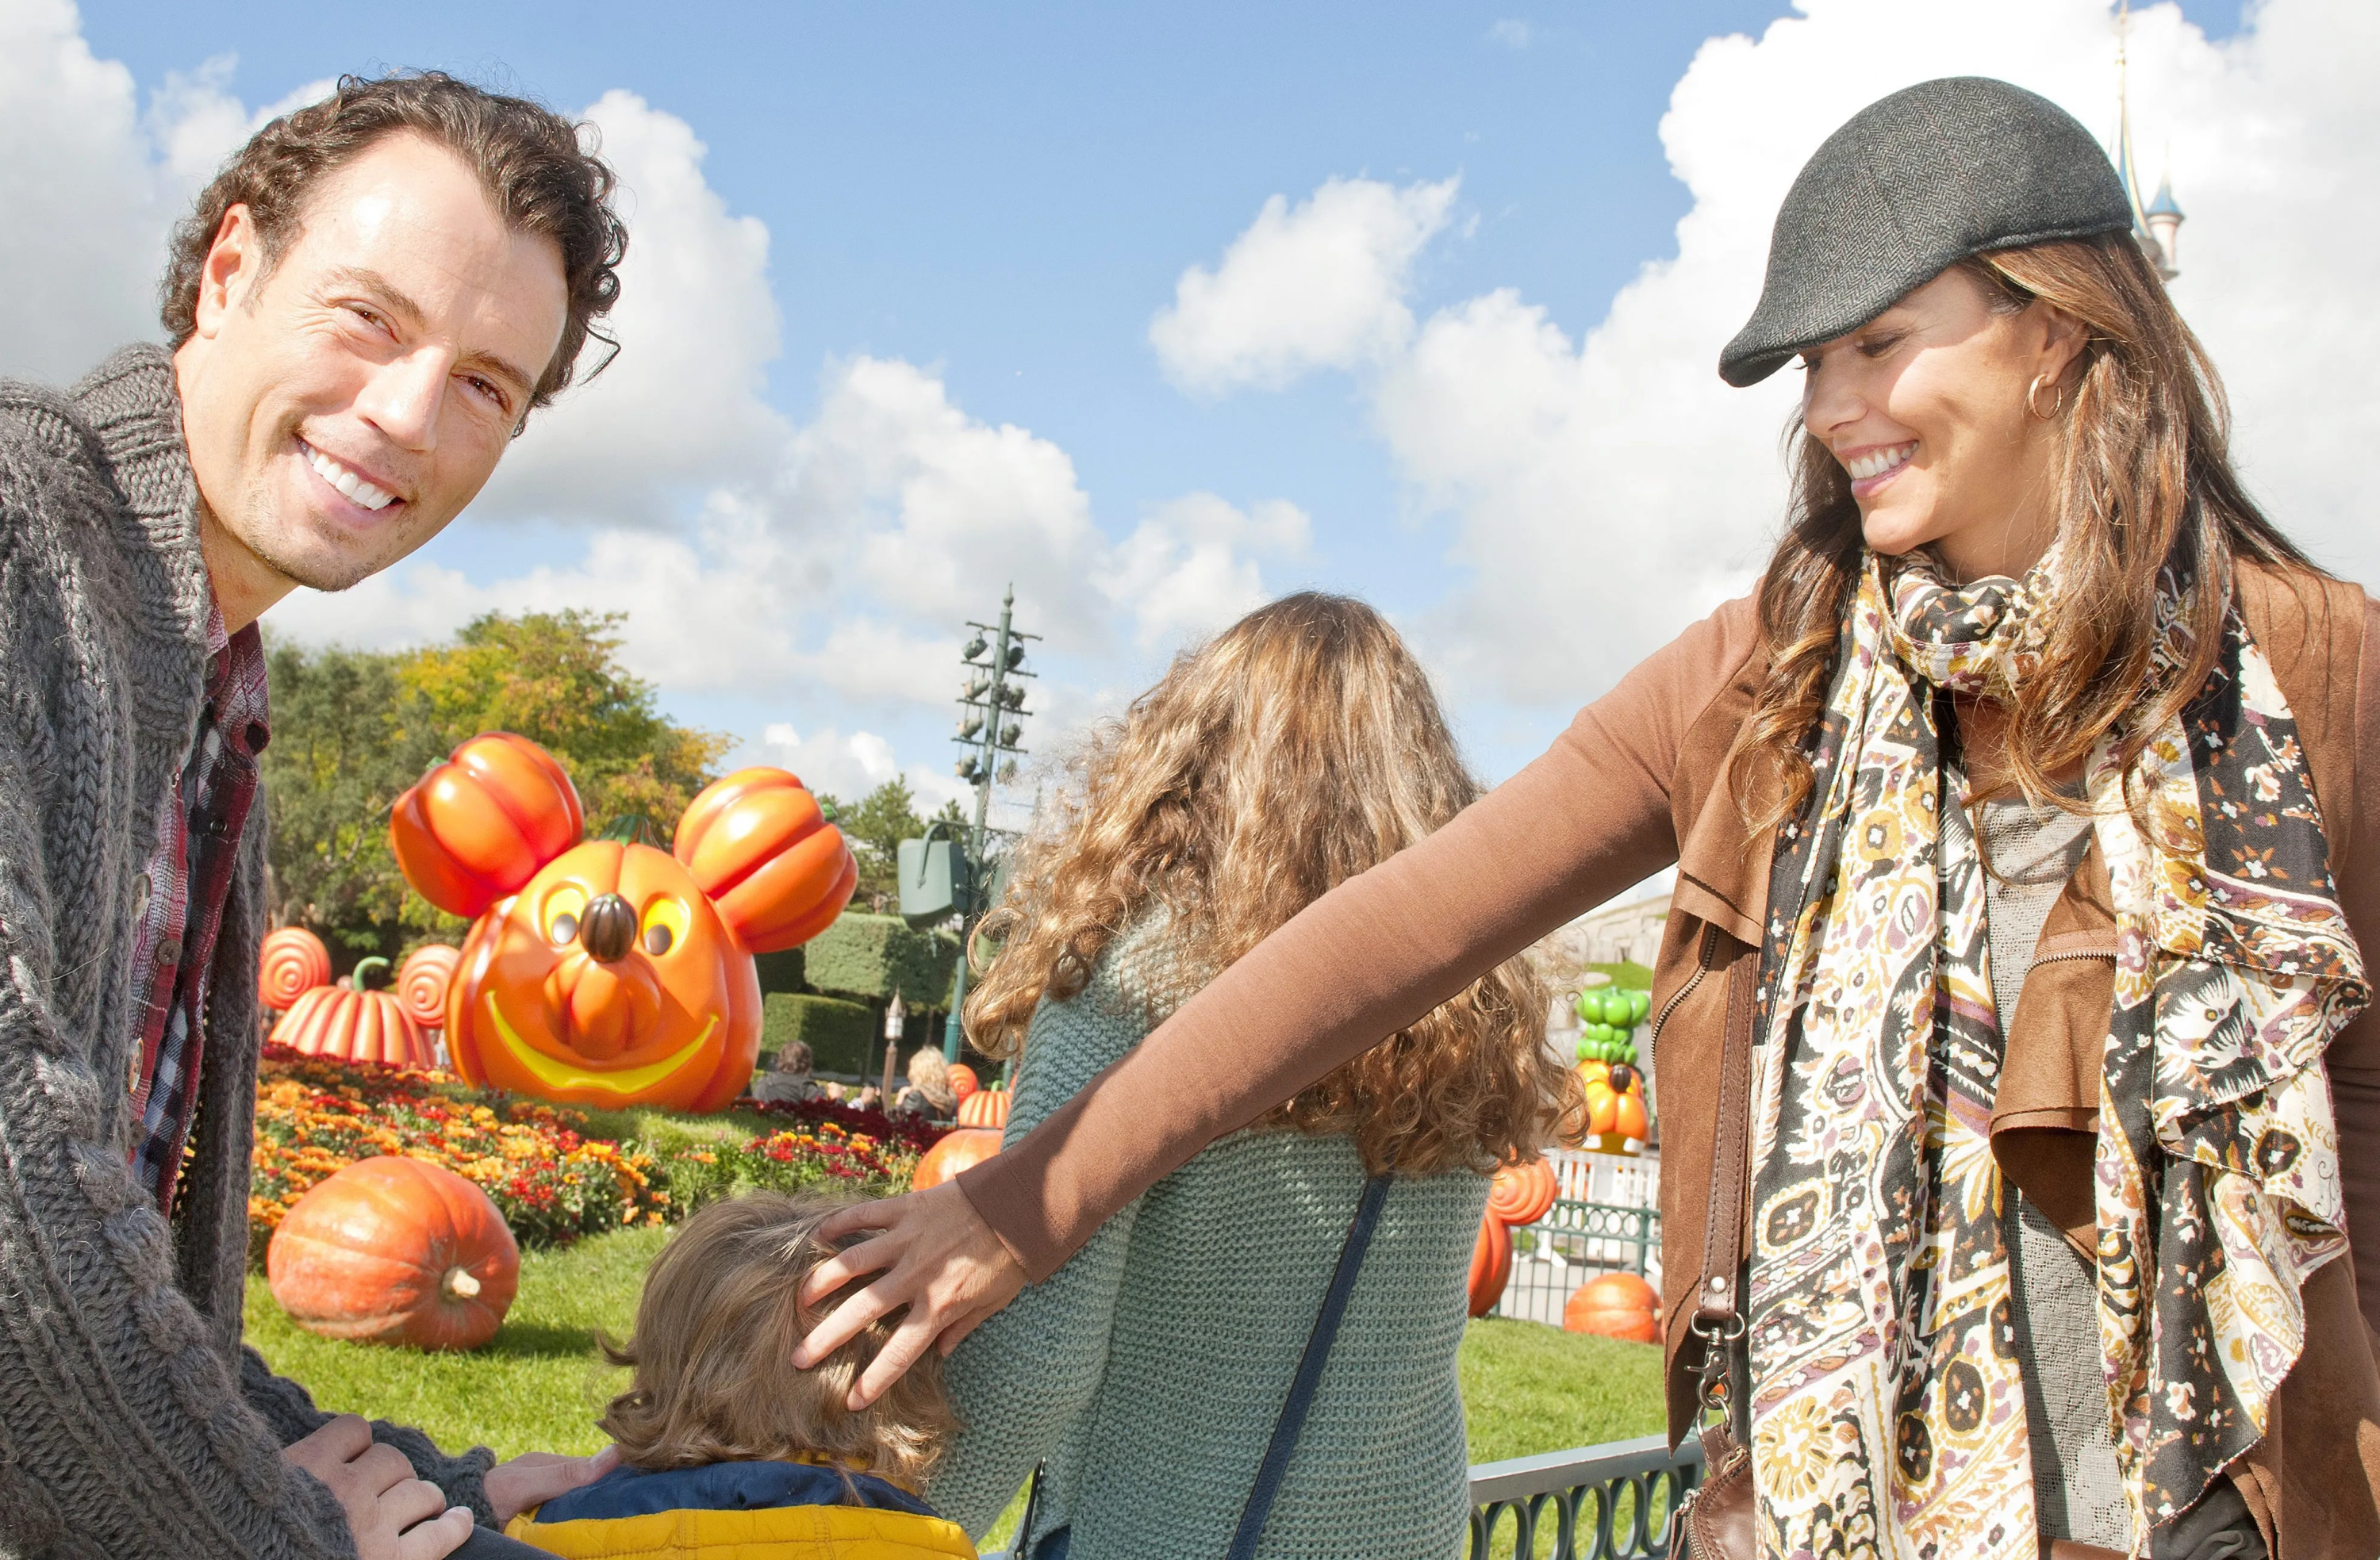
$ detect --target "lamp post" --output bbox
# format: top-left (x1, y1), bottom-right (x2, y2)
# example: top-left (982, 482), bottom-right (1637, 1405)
top-left (944, 585), bottom-right (1038, 1060)
top-left (880, 993), bottom-right (906, 1101)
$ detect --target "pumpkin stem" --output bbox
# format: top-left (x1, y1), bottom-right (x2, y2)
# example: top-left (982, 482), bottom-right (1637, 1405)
top-left (598, 814), bottom-right (658, 848)
top-left (351, 956), bottom-right (393, 991)
top-left (443, 1267), bottom-right (482, 1300)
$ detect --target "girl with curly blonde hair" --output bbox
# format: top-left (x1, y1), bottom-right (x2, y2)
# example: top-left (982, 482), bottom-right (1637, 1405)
top-left (922, 592), bottom-right (1577, 1558)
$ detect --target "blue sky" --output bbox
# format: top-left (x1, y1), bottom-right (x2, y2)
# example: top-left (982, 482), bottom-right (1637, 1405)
top-left (14, 0), bottom-right (2366, 825)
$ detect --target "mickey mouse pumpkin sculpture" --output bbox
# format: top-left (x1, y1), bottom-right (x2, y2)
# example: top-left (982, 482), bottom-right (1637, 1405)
top-left (390, 733), bottom-right (857, 1113)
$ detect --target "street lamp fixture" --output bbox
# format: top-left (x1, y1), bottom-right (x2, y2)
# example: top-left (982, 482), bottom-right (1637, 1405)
top-left (934, 584), bottom-right (1040, 1060)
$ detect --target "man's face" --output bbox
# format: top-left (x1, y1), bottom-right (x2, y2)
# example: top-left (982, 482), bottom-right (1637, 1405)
top-left (175, 132), bottom-right (570, 605)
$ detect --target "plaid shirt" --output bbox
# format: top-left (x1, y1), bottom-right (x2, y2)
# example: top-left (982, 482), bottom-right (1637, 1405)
top-left (125, 608), bottom-right (270, 1212)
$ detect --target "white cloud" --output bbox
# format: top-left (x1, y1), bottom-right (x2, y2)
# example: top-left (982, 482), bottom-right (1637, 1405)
top-left (473, 90), bottom-right (789, 528)
top-left (1488, 19), bottom-right (1534, 50)
top-left (1100, 493), bottom-right (1312, 650)
top-left (794, 355), bottom-right (1110, 638)
top-left (756, 723), bottom-right (970, 811)
top-left (0, 7), bottom-right (336, 387)
top-left (144, 56), bottom-right (335, 188)
top-left (0, 0), bottom-right (168, 380)
top-left (1149, 175), bottom-right (1461, 394)
top-left (1167, 0), bottom-right (2380, 709)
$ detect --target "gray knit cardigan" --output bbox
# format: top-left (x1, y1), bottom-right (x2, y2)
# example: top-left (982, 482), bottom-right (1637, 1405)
top-left (927, 925), bottom-right (1491, 1558)
top-left (0, 347), bottom-right (494, 1560)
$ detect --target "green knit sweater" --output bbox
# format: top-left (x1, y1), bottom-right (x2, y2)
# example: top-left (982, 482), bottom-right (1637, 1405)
top-left (928, 926), bottom-right (1491, 1558)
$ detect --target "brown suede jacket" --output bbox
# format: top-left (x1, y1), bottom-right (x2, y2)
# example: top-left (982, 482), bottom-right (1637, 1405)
top-left (959, 562), bottom-right (2380, 1557)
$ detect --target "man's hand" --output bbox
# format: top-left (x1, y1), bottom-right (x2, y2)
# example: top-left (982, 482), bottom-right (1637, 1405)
top-left (484, 1444), bottom-right (620, 1524)
top-left (793, 1179), bottom-right (1027, 1409)
top-left (282, 1415), bottom-right (473, 1560)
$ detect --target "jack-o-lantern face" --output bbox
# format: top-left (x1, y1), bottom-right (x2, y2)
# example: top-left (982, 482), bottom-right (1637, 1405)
top-left (447, 841), bottom-right (762, 1113)
top-left (395, 739), bottom-right (856, 1113)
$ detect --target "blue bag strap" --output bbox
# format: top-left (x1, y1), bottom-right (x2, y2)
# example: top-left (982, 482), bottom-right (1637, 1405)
top-left (1223, 1171), bottom-right (1394, 1560)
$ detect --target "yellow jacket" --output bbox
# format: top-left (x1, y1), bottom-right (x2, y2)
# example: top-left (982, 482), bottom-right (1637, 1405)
top-left (505, 1460), bottom-right (977, 1560)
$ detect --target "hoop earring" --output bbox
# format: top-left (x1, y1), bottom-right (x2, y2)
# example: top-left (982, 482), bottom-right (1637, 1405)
top-left (2026, 374), bottom-right (2066, 420)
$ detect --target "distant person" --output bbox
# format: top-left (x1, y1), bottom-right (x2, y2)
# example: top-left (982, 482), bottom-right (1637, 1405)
top-left (505, 1192), bottom-right (974, 1558)
top-left (810, 80), bottom-right (2380, 1559)
top-left (921, 596), bottom-right (1577, 1558)
top-left (751, 1041), bottom-right (820, 1104)
top-left (892, 1046), bottom-right (958, 1118)
top-left (0, 73), bottom-right (630, 1560)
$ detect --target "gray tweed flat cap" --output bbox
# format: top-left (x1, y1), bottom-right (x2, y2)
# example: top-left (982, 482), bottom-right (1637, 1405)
top-left (1719, 76), bottom-right (2133, 387)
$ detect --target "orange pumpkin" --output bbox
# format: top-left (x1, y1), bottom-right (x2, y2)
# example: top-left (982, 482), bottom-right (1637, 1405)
top-left (267, 1156), bottom-right (520, 1350)
top-left (271, 958), bottom-right (436, 1069)
top-left (956, 1086), bottom-right (1010, 1129)
top-left (1564, 1271), bottom-right (1660, 1343)
top-left (672, 769), bottom-right (858, 952)
top-left (1488, 1158), bottom-right (1560, 1226)
top-left (391, 734), bottom-right (585, 919)
top-left (259, 926), bottom-right (332, 1011)
top-left (1468, 1215), bottom-right (1513, 1318)
top-left (397, 944), bottom-right (461, 1031)
top-left (397, 743), bottom-right (856, 1114)
top-left (445, 839), bottom-right (762, 1113)
top-left (911, 1128), bottom-right (1003, 1190)
top-left (1578, 1060), bottom-right (1651, 1144)
top-left (946, 1064), bottom-right (981, 1101)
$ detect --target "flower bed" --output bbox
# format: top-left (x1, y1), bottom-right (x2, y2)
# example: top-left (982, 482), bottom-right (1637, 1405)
top-left (249, 1046), bottom-right (935, 1262)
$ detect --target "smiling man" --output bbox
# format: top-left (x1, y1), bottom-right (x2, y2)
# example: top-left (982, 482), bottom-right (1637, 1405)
top-left (0, 75), bottom-right (628, 1560)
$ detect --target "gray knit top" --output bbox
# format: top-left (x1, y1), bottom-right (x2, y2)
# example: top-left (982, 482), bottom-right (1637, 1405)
top-left (1975, 795), bottom-right (2123, 1547)
top-left (0, 347), bottom-right (494, 1560)
top-left (928, 923), bottom-right (1492, 1558)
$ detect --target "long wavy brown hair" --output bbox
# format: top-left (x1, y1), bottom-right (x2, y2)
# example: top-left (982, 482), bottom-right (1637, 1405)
top-left (1729, 232), bottom-right (2315, 830)
top-left (964, 593), bottom-right (1578, 1176)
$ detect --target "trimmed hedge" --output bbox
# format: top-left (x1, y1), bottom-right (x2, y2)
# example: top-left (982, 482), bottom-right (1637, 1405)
top-left (804, 913), bottom-right (960, 1007)
top-left (762, 993), bottom-right (876, 1076)
top-left (752, 947), bottom-right (806, 995)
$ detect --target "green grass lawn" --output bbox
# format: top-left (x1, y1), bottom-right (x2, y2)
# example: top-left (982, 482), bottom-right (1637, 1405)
top-left (248, 1225), bottom-right (1667, 1545)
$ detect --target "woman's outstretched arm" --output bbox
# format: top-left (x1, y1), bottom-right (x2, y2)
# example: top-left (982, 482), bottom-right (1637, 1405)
top-left (799, 594), bottom-right (1764, 1403)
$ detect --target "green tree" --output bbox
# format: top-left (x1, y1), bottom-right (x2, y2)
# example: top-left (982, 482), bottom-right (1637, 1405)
top-left (259, 642), bottom-right (442, 949)
top-left (815, 779), bottom-right (968, 911)
top-left (399, 611), bottom-right (730, 837)
top-left (261, 610), bottom-right (729, 962)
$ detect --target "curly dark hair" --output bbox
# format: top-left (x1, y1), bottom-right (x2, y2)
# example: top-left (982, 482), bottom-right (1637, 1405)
top-left (160, 71), bottom-right (627, 412)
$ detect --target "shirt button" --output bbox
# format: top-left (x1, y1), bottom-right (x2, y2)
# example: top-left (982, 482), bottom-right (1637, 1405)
top-left (157, 938), bottom-right (182, 966)
top-left (131, 874), bottom-right (152, 918)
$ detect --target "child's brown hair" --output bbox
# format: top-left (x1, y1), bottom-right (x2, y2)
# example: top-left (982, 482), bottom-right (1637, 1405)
top-left (597, 1192), bottom-right (955, 1491)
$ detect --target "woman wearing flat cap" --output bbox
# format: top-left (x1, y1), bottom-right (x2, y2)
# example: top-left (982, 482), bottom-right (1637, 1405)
top-left (798, 78), bottom-right (2380, 1560)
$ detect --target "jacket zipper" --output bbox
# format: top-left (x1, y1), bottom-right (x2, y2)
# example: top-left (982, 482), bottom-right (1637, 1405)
top-left (1649, 922), bottom-right (1724, 1068)
top-left (2027, 947), bottom-right (2116, 968)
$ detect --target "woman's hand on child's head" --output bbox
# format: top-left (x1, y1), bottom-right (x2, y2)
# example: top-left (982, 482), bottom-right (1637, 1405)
top-left (484, 1443), bottom-right (620, 1524)
top-left (793, 1181), bottom-right (1027, 1409)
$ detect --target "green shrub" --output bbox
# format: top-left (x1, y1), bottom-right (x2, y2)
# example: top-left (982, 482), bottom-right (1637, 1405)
top-left (763, 993), bottom-right (875, 1075)
top-left (803, 913), bottom-right (959, 1006)
top-left (752, 947), bottom-right (805, 994)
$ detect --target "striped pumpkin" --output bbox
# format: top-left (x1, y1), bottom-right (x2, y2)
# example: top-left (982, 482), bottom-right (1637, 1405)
top-left (269, 957), bottom-right (435, 1069)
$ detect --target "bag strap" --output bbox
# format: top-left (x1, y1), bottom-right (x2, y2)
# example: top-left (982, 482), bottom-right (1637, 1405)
top-left (1014, 1458), bottom-right (1049, 1557)
top-left (1689, 936), bottom-right (1759, 1424)
top-left (1224, 1171), bottom-right (1395, 1560)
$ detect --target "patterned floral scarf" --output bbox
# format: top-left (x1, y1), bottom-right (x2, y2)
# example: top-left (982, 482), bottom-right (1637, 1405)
top-left (1744, 550), bottom-right (2367, 1558)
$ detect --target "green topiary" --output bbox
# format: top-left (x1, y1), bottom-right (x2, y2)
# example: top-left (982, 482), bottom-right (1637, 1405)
top-left (762, 993), bottom-right (876, 1077)
top-left (752, 947), bottom-right (806, 995)
top-left (802, 913), bottom-right (960, 1007)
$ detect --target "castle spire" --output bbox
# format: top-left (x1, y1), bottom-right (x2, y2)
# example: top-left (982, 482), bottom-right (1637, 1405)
top-left (2114, 0), bottom-right (2181, 279)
